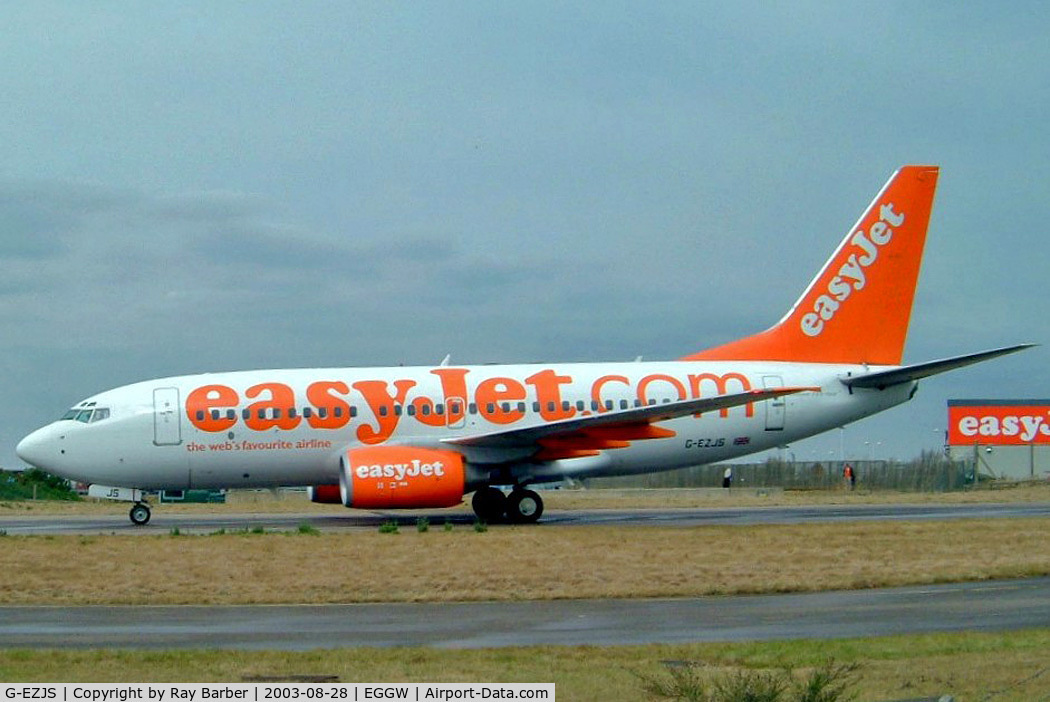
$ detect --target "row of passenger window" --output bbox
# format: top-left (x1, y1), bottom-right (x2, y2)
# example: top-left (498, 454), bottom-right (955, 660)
top-left (195, 397), bottom-right (672, 423)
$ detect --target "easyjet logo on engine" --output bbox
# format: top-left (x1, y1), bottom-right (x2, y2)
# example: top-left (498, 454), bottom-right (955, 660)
top-left (344, 446), bottom-right (465, 509)
top-left (800, 203), bottom-right (905, 337)
top-left (355, 459), bottom-right (446, 481)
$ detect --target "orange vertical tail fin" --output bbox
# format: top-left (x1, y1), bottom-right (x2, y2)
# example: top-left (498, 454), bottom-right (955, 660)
top-left (682, 165), bottom-right (940, 366)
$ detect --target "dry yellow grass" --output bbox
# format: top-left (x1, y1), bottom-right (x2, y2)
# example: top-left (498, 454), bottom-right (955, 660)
top-left (2, 518), bottom-right (1049, 605)
top-left (2, 631), bottom-right (1050, 700)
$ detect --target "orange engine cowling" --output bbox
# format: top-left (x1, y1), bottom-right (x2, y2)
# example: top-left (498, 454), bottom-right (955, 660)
top-left (339, 446), bottom-right (466, 509)
top-left (307, 484), bottom-right (343, 504)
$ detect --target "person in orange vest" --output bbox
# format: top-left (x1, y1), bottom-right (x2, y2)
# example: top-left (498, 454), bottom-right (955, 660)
top-left (843, 463), bottom-right (856, 491)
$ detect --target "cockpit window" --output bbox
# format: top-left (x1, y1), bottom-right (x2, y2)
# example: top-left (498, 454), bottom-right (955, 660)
top-left (60, 406), bottom-right (111, 423)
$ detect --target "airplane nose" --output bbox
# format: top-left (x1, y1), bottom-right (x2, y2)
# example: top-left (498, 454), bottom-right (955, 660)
top-left (16, 426), bottom-right (55, 470)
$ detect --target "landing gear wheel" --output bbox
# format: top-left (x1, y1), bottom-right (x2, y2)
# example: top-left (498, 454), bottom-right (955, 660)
top-left (129, 502), bottom-right (151, 526)
top-left (471, 487), bottom-right (508, 523)
top-left (506, 489), bottom-right (543, 523)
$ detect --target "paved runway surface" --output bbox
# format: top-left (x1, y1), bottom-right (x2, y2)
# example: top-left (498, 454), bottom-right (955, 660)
top-left (2, 578), bottom-right (1048, 650)
top-left (3, 501), bottom-right (1050, 534)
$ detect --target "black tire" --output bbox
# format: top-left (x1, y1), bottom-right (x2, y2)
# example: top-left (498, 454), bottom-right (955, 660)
top-left (471, 487), bottom-right (507, 523)
top-left (506, 489), bottom-right (543, 523)
top-left (129, 503), bottom-right (151, 526)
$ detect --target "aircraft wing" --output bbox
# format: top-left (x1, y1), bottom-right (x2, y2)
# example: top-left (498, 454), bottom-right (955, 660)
top-left (843, 344), bottom-right (1035, 390)
top-left (444, 386), bottom-right (816, 461)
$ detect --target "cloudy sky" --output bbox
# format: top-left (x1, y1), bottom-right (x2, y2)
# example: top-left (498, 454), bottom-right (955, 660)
top-left (2, 2), bottom-right (1048, 468)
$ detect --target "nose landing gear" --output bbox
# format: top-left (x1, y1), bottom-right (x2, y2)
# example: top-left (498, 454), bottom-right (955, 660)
top-left (129, 502), bottom-right (152, 526)
top-left (86, 485), bottom-right (152, 526)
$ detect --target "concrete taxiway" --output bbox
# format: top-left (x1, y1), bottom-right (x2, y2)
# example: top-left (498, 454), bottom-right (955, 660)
top-left (2, 578), bottom-right (1048, 650)
top-left (2, 501), bottom-right (1049, 534)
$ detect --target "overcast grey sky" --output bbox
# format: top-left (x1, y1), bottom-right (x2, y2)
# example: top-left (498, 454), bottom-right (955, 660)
top-left (2, 2), bottom-right (1048, 468)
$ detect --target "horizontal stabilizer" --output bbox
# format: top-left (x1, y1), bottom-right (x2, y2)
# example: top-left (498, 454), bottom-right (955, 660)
top-left (843, 344), bottom-right (1035, 390)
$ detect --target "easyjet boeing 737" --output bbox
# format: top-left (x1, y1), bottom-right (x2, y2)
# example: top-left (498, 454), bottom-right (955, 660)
top-left (16, 166), bottom-right (1031, 524)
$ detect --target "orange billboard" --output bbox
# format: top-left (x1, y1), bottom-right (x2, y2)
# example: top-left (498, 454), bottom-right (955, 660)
top-left (947, 401), bottom-right (1050, 446)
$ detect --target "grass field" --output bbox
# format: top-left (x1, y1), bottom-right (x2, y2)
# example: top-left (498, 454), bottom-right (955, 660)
top-left (3, 487), bottom-right (1050, 699)
top-left (2, 516), bottom-right (1049, 605)
top-left (2, 631), bottom-right (1049, 700)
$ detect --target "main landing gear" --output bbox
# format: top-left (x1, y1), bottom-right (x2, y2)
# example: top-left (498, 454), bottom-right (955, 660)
top-left (471, 486), bottom-right (544, 524)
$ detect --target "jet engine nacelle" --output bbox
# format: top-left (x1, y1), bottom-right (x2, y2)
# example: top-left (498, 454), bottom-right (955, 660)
top-left (339, 446), bottom-right (466, 509)
top-left (307, 484), bottom-right (342, 504)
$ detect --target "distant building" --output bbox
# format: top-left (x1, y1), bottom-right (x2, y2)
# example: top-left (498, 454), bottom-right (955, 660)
top-left (947, 400), bottom-right (1050, 481)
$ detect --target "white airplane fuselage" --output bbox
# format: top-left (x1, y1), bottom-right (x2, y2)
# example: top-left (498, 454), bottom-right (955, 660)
top-left (18, 360), bottom-right (911, 491)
